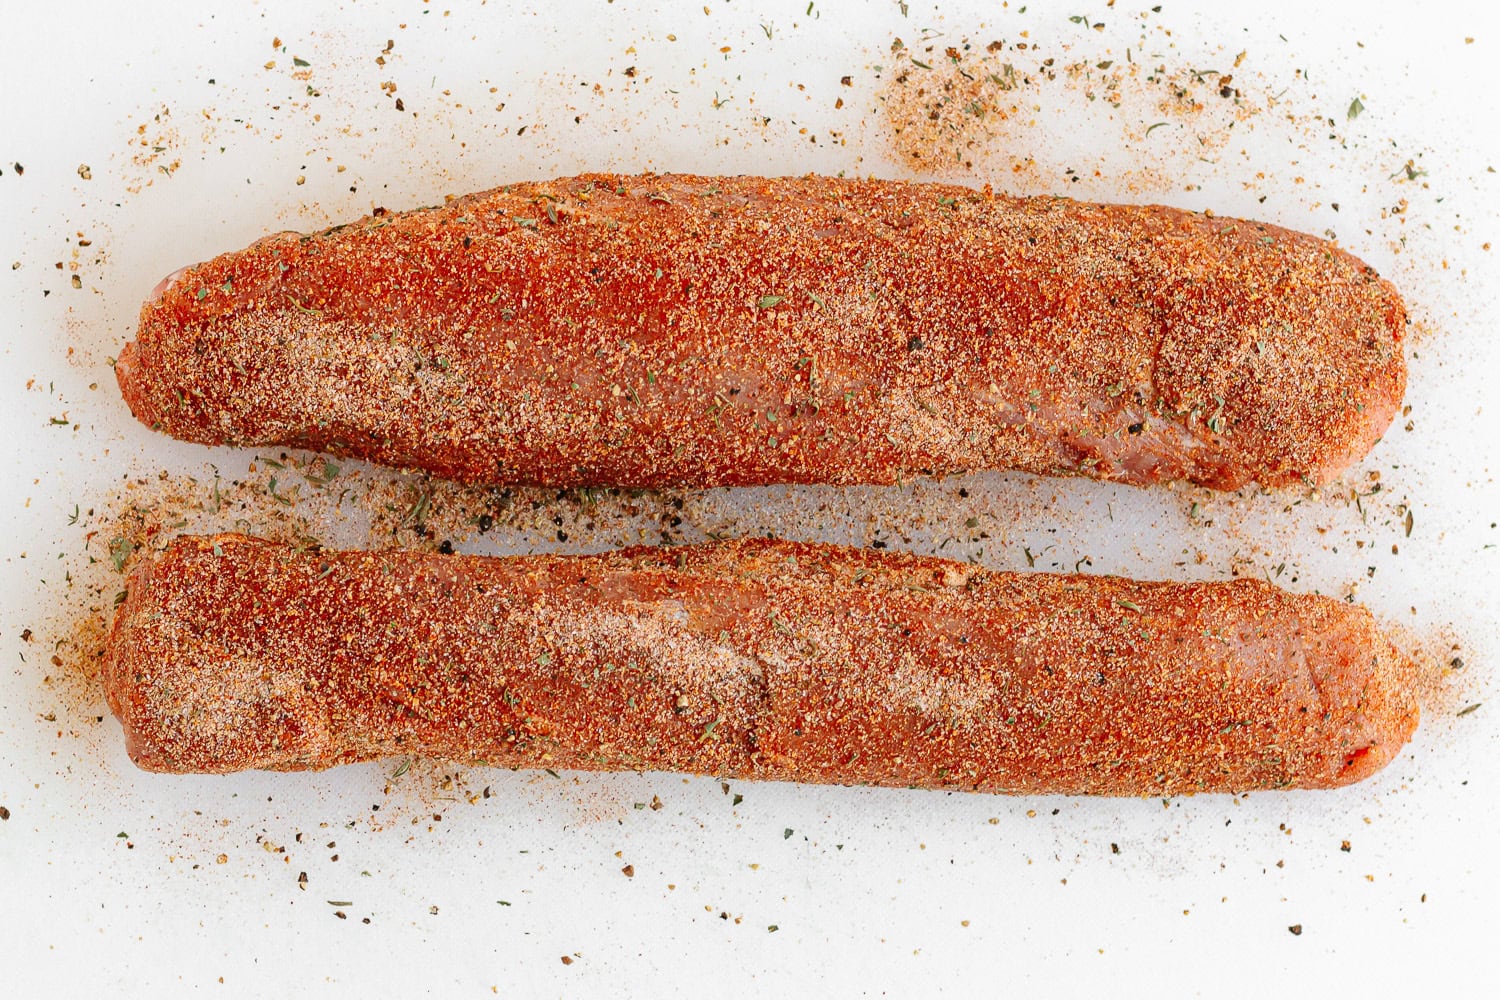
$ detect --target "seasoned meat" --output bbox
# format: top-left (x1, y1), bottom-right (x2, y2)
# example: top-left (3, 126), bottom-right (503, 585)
top-left (105, 535), bottom-right (1418, 794)
top-left (117, 173), bottom-right (1407, 490)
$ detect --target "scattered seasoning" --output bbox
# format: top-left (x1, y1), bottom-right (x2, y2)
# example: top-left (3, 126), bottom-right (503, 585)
top-left (756, 294), bottom-right (784, 309)
top-left (783, 828), bottom-right (794, 839)
top-left (1347, 97), bottom-right (1364, 120)
top-left (767, 925), bottom-right (779, 933)
top-left (621, 864), bottom-right (635, 877)
top-left (1288, 924), bottom-right (1303, 936)
top-left (0, 806), bottom-right (9, 821)
top-left (108, 537), bottom-right (137, 573)
top-left (327, 900), bottom-right (353, 907)
top-left (560, 956), bottom-right (574, 966)
top-left (1456, 703), bottom-right (1482, 717)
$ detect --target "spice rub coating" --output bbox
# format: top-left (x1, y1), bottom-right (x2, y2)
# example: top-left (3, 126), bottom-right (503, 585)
top-left (104, 535), bottom-right (1417, 794)
top-left (117, 173), bottom-right (1406, 490)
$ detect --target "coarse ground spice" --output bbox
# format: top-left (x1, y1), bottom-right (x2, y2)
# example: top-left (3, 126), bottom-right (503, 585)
top-left (876, 34), bottom-right (1267, 186)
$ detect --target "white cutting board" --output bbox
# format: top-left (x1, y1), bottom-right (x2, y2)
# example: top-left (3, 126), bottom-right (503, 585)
top-left (2, 1), bottom-right (1496, 995)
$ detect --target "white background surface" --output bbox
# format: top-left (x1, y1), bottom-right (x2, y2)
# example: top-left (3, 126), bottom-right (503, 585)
top-left (3, 1), bottom-right (1497, 995)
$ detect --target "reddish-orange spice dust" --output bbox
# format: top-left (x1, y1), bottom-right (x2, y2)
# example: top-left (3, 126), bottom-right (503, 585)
top-left (118, 173), bottom-right (1406, 491)
top-left (105, 535), bottom-right (1418, 795)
